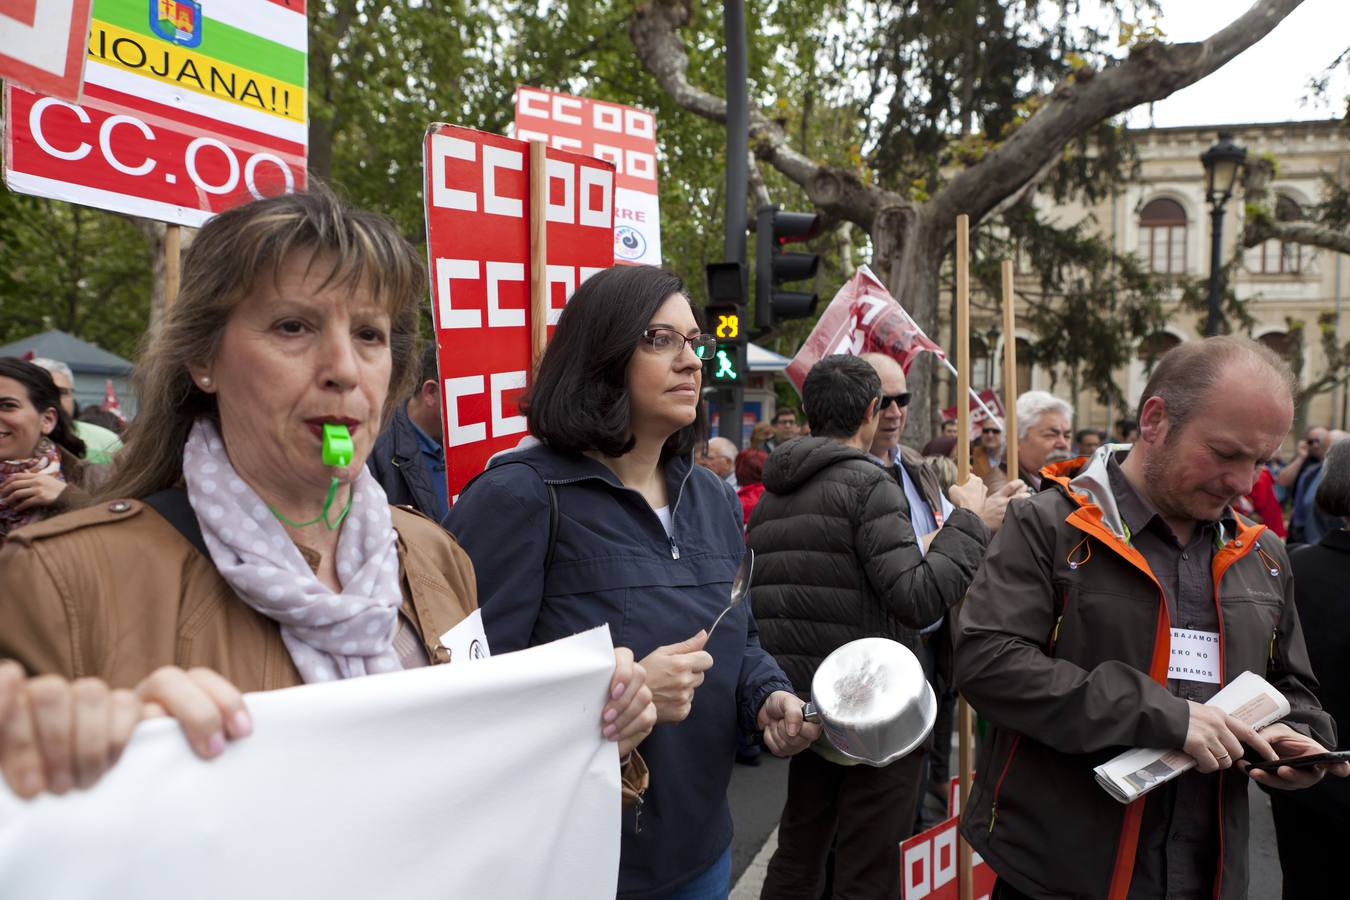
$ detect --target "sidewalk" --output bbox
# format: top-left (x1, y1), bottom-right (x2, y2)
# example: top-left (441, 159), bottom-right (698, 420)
top-left (728, 772), bottom-right (1282, 899)
top-left (730, 828), bottom-right (776, 900)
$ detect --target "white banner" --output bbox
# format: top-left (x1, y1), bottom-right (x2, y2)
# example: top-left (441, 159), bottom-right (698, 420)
top-left (0, 627), bottom-right (620, 899)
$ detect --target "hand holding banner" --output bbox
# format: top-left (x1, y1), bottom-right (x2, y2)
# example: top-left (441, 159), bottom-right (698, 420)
top-left (0, 627), bottom-right (622, 899)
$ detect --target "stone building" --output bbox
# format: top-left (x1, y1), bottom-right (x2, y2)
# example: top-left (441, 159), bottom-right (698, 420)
top-left (949, 118), bottom-right (1349, 444)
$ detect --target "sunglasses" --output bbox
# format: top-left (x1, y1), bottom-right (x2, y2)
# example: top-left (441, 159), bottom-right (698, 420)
top-left (982, 427), bottom-right (1002, 435)
top-left (879, 392), bottom-right (911, 410)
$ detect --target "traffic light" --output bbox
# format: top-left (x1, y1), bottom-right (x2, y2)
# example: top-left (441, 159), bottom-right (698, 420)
top-left (709, 342), bottom-right (744, 385)
top-left (755, 205), bottom-right (822, 328)
top-left (705, 301), bottom-right (744, 385)
top-left (706, 303), bottom-right (743, 342)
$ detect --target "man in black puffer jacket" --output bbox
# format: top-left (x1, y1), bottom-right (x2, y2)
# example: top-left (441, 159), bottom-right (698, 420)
top-left (749, 353), bottom-right (991, 900)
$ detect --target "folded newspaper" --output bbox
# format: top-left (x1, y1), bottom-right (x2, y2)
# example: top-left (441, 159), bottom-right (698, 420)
top-left (1094, 671), bottom-right (1289, 804)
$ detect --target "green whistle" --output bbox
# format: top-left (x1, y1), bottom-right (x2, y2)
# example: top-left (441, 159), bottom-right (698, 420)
top-left (321, 423), bottom-right (354, 467)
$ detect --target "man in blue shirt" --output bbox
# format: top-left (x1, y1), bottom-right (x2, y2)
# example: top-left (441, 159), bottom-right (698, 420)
top-left (367, 345), bottom-right (450, 526)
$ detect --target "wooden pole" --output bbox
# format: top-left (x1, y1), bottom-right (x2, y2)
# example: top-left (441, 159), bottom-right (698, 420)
top-left (1001, 260), bottom-right (1019, 480)
top-left (164, 225), bottom-right (182, 309)
top-left (955, 214), bottom-right (974, 900)
top-left (528, 140), bottom-right (549, 370)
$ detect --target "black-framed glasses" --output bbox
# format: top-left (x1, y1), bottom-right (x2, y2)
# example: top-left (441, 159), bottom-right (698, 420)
top-left (879, 392), bottom-right (911, 410)
top-left (640, 328), bottom-right (716, 360)
top-left (982, 426), bottom-right (1002, 435)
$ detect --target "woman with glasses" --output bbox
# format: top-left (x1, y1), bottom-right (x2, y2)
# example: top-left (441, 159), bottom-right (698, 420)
top-left (448, 265), bottom-right (818, 900)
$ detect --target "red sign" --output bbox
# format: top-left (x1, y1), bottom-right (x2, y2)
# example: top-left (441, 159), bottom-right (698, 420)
top-left (422, 123), bottom-right (614, 504)
top-left (942, 390), bottom-right (1007, 440)
top-left (0, 0), bottom-right (93, 102)
top-left (900, 815), bottom-right (996, 900)
top-left (4, 81), bottom-right (305, 225)
top-left (514, 85), bottom-right (660, 266)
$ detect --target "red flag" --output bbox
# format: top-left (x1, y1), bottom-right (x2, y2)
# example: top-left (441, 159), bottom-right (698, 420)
top-left (99, 379), bottom-right (125, 423)
top-left (785, 267), bottom-right (944, 393)
top-left (942, 389), bottom-right (1005, 441)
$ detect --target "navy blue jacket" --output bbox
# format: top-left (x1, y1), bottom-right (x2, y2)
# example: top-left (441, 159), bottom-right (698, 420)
top-left (447, 443), bottom-right (792, 900)
top-left (366, 405), bottom-right (449, 528)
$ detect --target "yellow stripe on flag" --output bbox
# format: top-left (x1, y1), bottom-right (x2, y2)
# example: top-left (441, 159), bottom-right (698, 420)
top-left (88, 20), bottom-right (305, 124)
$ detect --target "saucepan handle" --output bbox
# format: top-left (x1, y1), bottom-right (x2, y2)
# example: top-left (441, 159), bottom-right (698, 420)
top-left (802, 701), bottom-right (820, 724)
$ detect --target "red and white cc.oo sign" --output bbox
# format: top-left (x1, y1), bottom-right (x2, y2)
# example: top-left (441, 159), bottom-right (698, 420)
top-left (514, 86), bottom-right (661, 266)
top-left (422, 123), bottom-right (615, 504)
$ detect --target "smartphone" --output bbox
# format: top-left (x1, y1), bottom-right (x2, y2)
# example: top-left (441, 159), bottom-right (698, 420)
top-left (1246, 750), bottom-right (1350, 772)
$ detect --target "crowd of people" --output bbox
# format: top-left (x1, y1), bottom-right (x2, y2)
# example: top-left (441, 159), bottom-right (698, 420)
top-left (0, 190), bottom-right (1347, 900)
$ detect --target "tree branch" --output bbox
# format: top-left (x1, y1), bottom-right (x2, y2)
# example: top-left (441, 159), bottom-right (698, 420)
top-left (629, 0), bottom-right (904, 228)
top-left (1243, 218), bottom-right (1350, 255)
top-left (933, 0), bottom-right (1305, 228)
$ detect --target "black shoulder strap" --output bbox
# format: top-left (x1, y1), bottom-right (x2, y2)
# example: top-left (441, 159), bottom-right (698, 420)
top-left (544, 482), bottom-right (559, 571)
top-left (142, 487), bottom-right (209, 559)
top-left (460, 460), bottom-right (560, 572)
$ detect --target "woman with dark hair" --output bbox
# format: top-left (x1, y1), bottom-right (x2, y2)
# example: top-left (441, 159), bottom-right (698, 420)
top-left (0, 357), bottom-right (90, 538)
top-left (448, 264), bottom-right (817, 900)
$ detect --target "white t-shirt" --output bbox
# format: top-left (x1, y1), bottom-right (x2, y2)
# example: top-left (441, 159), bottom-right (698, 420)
top-left (653, 504), bottom-right (674, 537)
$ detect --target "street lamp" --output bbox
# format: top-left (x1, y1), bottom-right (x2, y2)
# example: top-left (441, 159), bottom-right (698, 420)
top-left (1199, 131), bottom-right (1247, 336)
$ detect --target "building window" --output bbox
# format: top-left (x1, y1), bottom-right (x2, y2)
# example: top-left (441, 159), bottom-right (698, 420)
top-left (1257, 331), bottom-right (1299, 367)
top-left (1139, 198), bottom-right (1187, 275)
top-left (971, 336), bottom-right (994, 390)
top-left (1015, 338), bottom-right (1033, 395)
top-left (1136, 332), bottom-right (1181, 367)
top-left (1256, 195), bottom-right (1303, 275)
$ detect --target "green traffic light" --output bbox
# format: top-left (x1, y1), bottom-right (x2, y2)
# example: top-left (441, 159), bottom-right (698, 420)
top-left (713, 346), bottom-right (739, 381)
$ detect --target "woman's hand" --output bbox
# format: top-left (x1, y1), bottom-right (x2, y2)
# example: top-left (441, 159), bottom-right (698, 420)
top-left (602, 648), bottom-right (656, 758)
top-left (0, 473), bottom-right (68, 512)
top-left (0, 661), bottom-right (141, 797)
top-left (757, 691), bottom-right (821, 757)
top-left (0, 663), bottom-right (253, 799)
top-left (134, 666), bottom-right (253, 760)
top-left (639, 630), bottom-right (714, 723)
top-left (1240, 723), bottom-right (1350, 790)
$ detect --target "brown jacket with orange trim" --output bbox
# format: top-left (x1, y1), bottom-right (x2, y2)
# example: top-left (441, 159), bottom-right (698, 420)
top-left (954, 449), bottom-right (1334, 900)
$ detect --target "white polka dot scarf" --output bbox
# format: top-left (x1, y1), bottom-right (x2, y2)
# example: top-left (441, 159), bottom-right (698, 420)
top-left (182, 419), bottom-right (404, 683)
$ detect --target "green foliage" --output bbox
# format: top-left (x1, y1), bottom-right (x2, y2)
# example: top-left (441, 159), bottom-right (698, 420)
top-left (977, 199), bottom-right (1169, 410)
top-left (0, 186), bottom-right (152, 359)
top-left (1, 0), bottom-right (1180, 405)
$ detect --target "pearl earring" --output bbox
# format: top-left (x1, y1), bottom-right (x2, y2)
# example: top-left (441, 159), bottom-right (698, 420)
top-left (201, 377), bottom-right (212, 387)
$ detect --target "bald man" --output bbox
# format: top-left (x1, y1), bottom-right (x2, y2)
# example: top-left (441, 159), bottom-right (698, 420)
top-left (956, 337), bottom-right (1342, 900)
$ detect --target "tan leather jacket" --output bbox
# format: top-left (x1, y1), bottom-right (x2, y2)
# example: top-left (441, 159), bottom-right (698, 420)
top-left (0, 499), bottom-right (475, 689)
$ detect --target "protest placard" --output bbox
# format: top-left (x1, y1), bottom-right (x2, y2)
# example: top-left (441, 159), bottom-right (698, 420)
top-left (0, 0), bottom-right (94, 101)
top-left (4, 0), bottom-right (306, 225)
top-left (901, 814), bottom-right (996, 900)
top-left (785, 266), bottom-right (946, 392)
top-left (422, 123), bottom-right (615, 504)
top-left (515, 85), bottom-right (660, 265)
top-left (942, 390), bottom-right (1006, 441)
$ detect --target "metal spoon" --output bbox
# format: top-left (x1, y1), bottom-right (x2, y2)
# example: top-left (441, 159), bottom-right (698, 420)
top-left (708, 549), bottom-right (754, 638)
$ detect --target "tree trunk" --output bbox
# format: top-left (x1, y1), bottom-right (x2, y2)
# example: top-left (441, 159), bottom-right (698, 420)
top-left (873, 204), bottom-right (942, 447)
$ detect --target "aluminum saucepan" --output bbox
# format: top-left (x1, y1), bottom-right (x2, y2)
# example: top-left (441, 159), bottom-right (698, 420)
top-left (802, 637), bottom-right (936, 767)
